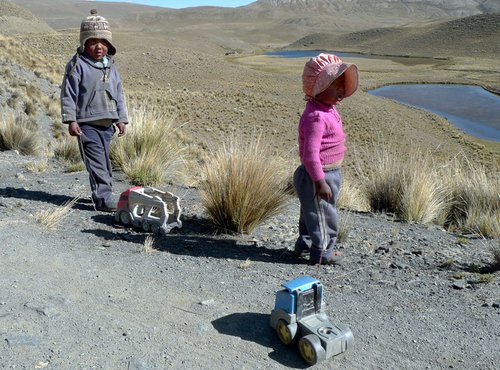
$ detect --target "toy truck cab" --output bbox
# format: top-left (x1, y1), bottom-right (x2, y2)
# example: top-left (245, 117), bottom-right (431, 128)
top-left (270, 276), bottom-right (353, 365)
top-left (115, 186), bottom-right (182, 235)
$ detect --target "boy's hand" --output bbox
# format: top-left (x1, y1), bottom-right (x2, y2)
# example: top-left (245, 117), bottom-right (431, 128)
top-left (315, 179), bottom-right (332, 201)
top-left (116, 122), bottom-right (126, 137)
top-left (68, 121), bottom-right (81, 136)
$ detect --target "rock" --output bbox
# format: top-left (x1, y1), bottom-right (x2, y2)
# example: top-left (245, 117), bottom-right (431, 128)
top-left (5, 334), bottom-right (38, 347)
top-left (452, 280), bottom-right (467, 290)
top-left (200, 299), bottom-right (215, 306)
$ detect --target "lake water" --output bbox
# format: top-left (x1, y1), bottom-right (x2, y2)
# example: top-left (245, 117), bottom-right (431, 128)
top-left (265, 50), bottom-right (500, 142)
top-left (265, 50), bottom-right (368, 59)
top-left (265, 50), bottom-right (440, 65)
top-left (369, 84), bottom-right (500, 142)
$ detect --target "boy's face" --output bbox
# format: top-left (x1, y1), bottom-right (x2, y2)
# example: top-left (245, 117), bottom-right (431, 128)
top-left (316, 73), bottom-right (346, 106)
top-left (85, 38), bottom-right (109, 60)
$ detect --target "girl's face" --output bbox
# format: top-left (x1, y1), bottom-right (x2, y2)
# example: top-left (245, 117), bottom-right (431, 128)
top-left (316, 73), bottom-right (346, 106)
top-left (85, 38), bottom-right (109, 60)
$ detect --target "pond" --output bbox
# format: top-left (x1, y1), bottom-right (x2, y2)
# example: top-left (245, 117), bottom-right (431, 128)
top-left (265, 50), bottom-right (441, 65)
top-left (265, 50), bottom-right (368, 59)
top-left (369, 84), bottom-right (500, 142)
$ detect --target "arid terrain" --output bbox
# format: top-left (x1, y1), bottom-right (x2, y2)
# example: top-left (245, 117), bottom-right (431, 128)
top-left (1, 0), bottom-right (499, 369)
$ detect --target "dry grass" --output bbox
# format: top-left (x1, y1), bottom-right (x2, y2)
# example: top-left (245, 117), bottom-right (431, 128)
top-left (362, 147), bottom-right (404, 215)
top-left (53, 135), bottom-right (81, 164)
top-left (359, 147), bottom-right (498, 238)
top-left (0, 36), bottom-right (64, 84)
top-left (337, 210), bottom-right (353, 244)
top-left (199, 134), bottom-right (290, 234)
top-left (363, 147), bottom-right (447, 224)
top-left (338, 174), bottom-right (369, 212)
top-left (25, 159), bottom-right (49, 173)
top-left (137, 235), bottom-right (156, 254)
top-left (35, 196), bottom-right (79, 230)
top-left (440, 156), bottom-right (500, 238)
top-left (0, 113), bottom-right (40, 155)
top-left (110, 101), bottom-right (186, 186)
top-left (400, 151), bottom-right (447, 224)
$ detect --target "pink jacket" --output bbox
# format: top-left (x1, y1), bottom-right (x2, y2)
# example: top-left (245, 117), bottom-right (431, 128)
top-left (298, 100), bottom-right (346, 182)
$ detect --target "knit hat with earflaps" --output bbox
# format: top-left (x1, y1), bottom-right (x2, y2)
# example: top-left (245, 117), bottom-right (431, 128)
top-left (78, 9), bottom-right (116, 55)
top-left (302, 53), bottom-right (359, 100)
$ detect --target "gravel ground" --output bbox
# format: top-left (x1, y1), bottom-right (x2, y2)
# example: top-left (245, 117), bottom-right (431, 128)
top-left (1, 150), bottom-right (499, 370)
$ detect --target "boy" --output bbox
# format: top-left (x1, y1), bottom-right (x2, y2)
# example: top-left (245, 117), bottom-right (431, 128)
top-left (61, 9), bottom-right (128, 212)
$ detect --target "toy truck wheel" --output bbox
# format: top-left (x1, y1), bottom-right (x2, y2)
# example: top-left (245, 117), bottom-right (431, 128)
top-left (298, 334), bottom-right (326, 365)
top-left (150, 223), bottom-right (160, 234)
top-left (276, 319), bottom-right (298, 345)
top-left (141, 220), bottom-right (151, 232)
top-left (118, 211), bottom-right (132, 226)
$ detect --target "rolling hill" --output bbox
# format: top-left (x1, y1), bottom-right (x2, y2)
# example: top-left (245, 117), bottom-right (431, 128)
top-left (0, 0), bottom-right (55, 35)
top-left (288, 13), bottom-right (500, 58)
top-left (7, 0), bottom-right (500, 45)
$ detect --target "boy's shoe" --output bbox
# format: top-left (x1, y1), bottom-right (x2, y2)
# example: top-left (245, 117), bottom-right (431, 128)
top-left (96, 203), bottom-right (117, 213)
top-left (309, 249), bottom-right (344, 265)
top-left (294, 241), bottom-right (310, 257)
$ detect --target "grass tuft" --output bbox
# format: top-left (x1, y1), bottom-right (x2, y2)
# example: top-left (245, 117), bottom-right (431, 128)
top-left (364, 147), bottom-right (446, 224)
top-left (137, 235), bottom-right (156, 254)
top-left (53, 135), bottom-right (82, 164)
top-left (0, 114), bottom-right (40, 155)
top-left (111, 102), bottom-right (186, 186)
top-left (199, 134), bottom-right (290, 234)
top-left (440, 156), bottom-right (499, 238)
top-left (25, 159), bottom-right (49, 173)
top-left (35, 196), bottom-right (79, 230)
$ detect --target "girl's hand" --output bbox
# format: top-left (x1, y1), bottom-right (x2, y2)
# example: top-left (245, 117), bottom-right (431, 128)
top-left (68, 121), bottom-right (81, 136)
top-left (116, 122), bottom-right (126, 137)
top-left (314, 179), bottom-right (332, 201)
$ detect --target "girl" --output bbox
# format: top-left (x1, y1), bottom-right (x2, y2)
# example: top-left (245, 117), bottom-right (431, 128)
top-left (294, 53), bottom-right (359, 265)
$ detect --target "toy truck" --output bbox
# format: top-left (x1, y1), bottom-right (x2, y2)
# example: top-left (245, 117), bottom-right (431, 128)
top-left (270, 276), bottom-right (353, 365)
top-left (115, 186), bottom-right (182, 235)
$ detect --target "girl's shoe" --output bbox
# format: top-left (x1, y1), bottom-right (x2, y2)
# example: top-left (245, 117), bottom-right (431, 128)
top-left (309, 248), bottom-right (344, 265)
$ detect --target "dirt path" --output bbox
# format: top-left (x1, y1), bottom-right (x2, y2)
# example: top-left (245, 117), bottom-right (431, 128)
top-left (1, 150), bottom-right (499, 369)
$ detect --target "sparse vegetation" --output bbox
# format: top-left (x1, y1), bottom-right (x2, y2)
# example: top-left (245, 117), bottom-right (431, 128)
top-left (337, 210), bottom-right (353, 243)
top-left (35, 196), bottom-right (79, 230)
top-left (0, 113), bottom-right (40, 155)
top-left (199, 134), bottom-right (290, 234)
top-left (137, 235), bottom-right (156, 254)
top-left (25, 158), bottom-right (49, 172)
top-left (363, 147), bottom-right (446, 224)
top-left (53, 135), bottom-right (81, 165)
top-left (357, 148), bottom-right (498, 238)
top-left (440, 156), bottom-right (499, 238)
top-left (110, 102), bottom-right (186, 186)
top-left (338, 174), bottom-right (368, 212)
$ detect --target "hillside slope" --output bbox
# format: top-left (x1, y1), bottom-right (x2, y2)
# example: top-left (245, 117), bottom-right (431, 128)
top-left (8, 0), bottom-right (500, 45)
top-left (0, 0), bottom-right (55, 35)
top-left (289, 13), bottom-right (500, 58)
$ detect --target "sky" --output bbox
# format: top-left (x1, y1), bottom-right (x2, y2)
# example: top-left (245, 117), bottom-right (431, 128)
top-left (93, 0), bottom-right (255, 9)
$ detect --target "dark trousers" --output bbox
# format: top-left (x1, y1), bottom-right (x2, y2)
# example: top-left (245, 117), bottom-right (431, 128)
top-left (293, 165), bottom-right (342, 255)
top-left (78, 124), bottom-right (114, 208)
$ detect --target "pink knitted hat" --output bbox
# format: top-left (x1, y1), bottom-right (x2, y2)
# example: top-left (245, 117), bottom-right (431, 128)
top-left (302, 53), bottom-right (359, 99)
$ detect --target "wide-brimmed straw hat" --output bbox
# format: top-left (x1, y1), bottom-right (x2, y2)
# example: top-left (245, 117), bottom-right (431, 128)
top-left (302, 53), bottom-right (359, 99)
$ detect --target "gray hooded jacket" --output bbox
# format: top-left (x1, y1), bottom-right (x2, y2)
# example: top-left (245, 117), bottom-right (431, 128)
top-left (61, 52), bottom-right (128, 124)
